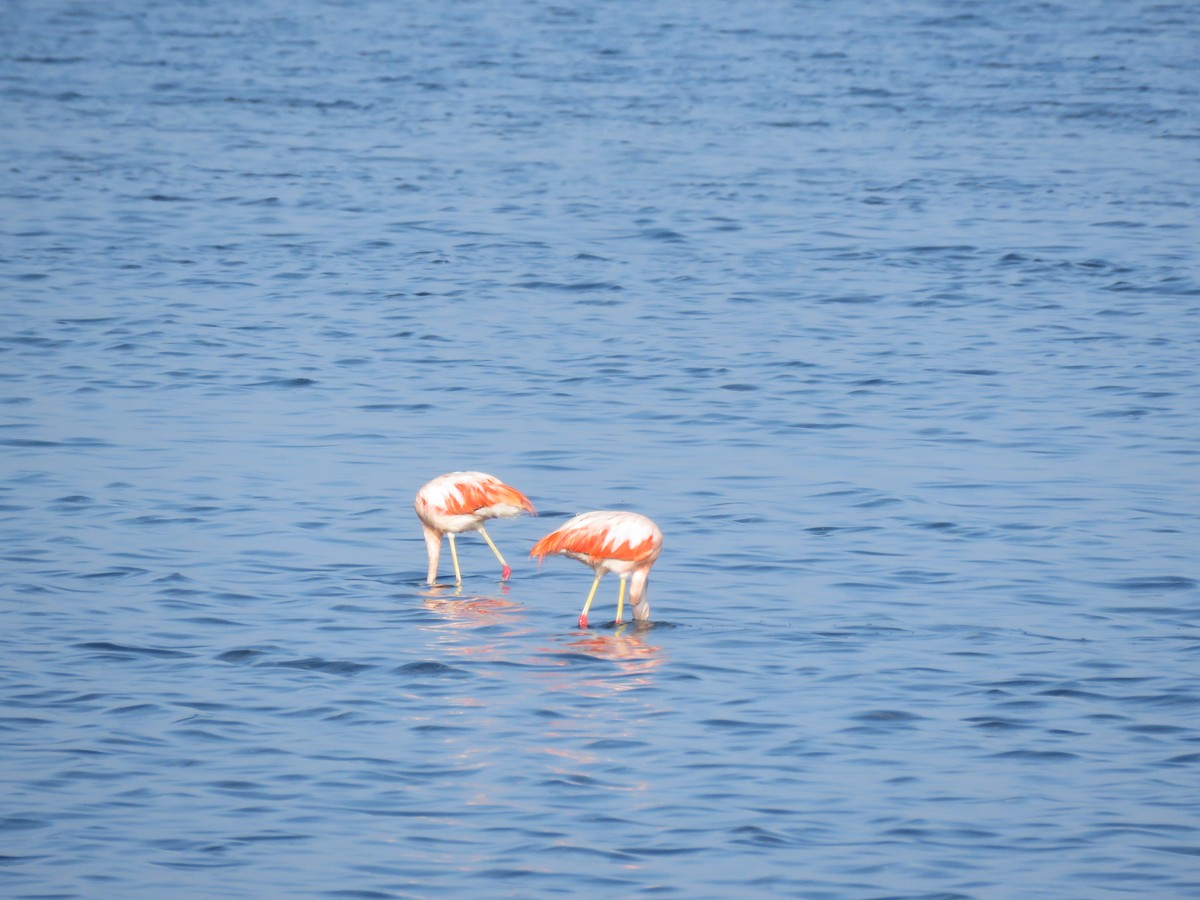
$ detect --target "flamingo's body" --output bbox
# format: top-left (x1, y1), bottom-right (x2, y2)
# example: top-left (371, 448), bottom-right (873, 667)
top-left (530, 510), bottom-right (662, 628)
top-left (415, 472), bottom-right (535, 585)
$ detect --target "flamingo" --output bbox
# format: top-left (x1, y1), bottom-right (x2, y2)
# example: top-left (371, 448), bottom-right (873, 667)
top-left (415, 472), bottom-right (535, 585)
top-left (530, 511), bottom-right (663, 628)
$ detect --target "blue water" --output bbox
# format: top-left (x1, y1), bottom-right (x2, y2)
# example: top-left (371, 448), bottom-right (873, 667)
top-left (3, 1), bottom-right (1199, 896)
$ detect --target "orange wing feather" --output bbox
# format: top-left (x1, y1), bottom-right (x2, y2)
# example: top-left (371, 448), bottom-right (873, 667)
top-left (421, 473), bottom-right (534, 518)
top-left (441, 476), bottom-right (535, 516)
top-left (530, 514), bottom-right (659, 563)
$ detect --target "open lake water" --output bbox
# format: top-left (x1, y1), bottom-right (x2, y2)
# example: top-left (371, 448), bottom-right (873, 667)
top-left (3, 1), bottom-right (1199, 897)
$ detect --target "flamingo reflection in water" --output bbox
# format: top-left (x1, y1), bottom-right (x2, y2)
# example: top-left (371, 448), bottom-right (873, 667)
top-left (420, 583), bottom-right (525, 629)
top-left (568, 628), bottom-right (663, 669)
top-left (540, 627), bottom-right (666, 697)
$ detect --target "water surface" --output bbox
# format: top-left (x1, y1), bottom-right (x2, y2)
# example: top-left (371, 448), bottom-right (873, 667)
top-left (3, 1), bottom-right (1199, 897)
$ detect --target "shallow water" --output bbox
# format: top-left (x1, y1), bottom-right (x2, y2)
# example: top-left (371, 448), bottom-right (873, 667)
top-left (3, 0), bottom-right (1199, 897)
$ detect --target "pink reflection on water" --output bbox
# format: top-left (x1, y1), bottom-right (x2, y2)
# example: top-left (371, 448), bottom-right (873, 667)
top-left (540, 626), bottom-right (666, 692)
top-left (419, 583), bottom-right (525, 629)
top-left (417, 587), bottom-right (666, 694)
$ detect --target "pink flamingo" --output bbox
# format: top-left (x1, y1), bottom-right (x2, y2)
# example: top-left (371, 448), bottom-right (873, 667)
top-left (415, 472), bottom-right (535, 585)
top-left (530, 511), bottom-right (663, 628)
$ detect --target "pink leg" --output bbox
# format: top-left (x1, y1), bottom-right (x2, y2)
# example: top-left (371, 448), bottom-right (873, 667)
top-left (477, 526), bottom-right (511, 581)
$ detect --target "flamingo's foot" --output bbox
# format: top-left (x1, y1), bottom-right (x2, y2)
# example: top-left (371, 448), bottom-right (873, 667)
top-left (577, 614), bottom-right (589, 629)
top-left (501, 563), bottom-right (512, 580)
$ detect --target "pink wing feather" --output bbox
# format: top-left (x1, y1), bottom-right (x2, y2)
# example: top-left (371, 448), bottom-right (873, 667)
top-left (530, 511), bottom-right (661, 563)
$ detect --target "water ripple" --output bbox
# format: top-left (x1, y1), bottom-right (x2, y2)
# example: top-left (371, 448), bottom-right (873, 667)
top-left (2, 0), bottom-right (1199, 897)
